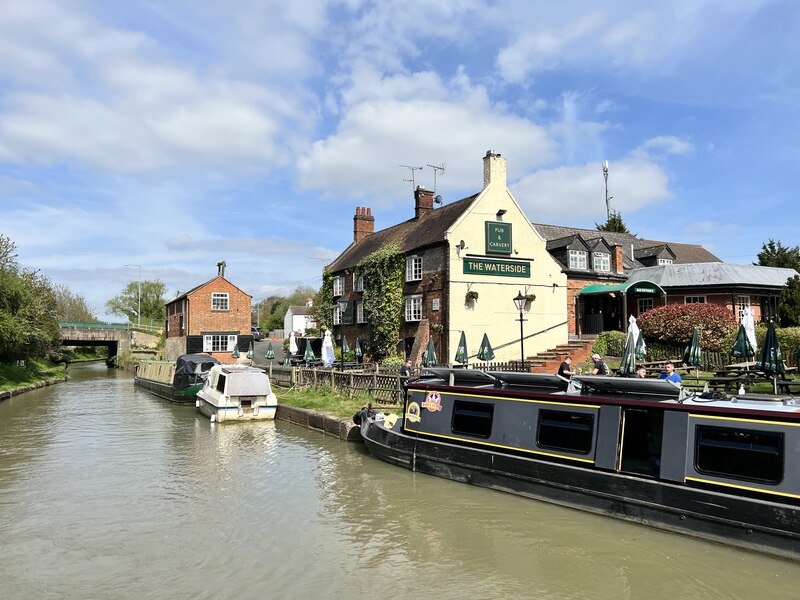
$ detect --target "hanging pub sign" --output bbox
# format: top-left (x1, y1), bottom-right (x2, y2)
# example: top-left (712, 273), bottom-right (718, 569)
top-left (485, 221), bottom-right (512, 255)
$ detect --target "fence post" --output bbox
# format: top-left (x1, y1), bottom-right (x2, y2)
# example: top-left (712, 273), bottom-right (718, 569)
top-left (348, 373), bottom-right (354, 398)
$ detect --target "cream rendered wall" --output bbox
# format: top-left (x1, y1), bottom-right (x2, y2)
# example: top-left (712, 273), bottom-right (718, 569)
top-left (446, 164), bottom-right (568, 364)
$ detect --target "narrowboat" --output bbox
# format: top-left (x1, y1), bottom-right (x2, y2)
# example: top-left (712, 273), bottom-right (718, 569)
top-left (134, 354), bottom-right (220, 404)
top-left (358, 369), bottom-right (800, 561)
top-left (196, 364), bottom-right (277, 422)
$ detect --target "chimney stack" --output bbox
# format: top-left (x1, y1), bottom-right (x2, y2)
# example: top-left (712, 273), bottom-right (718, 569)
top-left (613, 245), bottom-right (624, 274)
top-left (414, 186), bottom-right (434, 219)
top-left (353, 207), bottom-right (375, 242)
top-left (217, 260), bottom-right (226, 278)
top-left (483, 150), bottom-right (507, 189)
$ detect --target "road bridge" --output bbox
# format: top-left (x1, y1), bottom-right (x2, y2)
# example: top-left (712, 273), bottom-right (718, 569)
top-left (59, 322), bottom-right (132, 361)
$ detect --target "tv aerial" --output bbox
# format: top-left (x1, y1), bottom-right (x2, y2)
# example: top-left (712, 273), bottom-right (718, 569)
top-left (427, 163), bottom-right (445, 201)
top-left (400, 165), bottom-right (423, 193)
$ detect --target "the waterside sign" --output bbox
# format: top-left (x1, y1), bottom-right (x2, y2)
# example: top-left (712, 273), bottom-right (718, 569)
top-left (463, 258), bottom-right (530, 278)
top-left (485, 221), bottom-right (512, 255)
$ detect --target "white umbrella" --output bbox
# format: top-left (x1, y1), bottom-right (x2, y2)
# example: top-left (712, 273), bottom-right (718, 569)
top-left (742, 306), bottom-right (757, 351)
top-left (289, 332), bottom-right (298, 355)
top-left (629, 315), bottom-right (646, 360)
top-left (322, 330), bottom-right (335, 368)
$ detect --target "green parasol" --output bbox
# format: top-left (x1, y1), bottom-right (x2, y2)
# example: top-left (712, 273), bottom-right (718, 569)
top-left (618, 329), bottom-right (637, 376)
top-left (354, 338), bottom-right (363, 359)
top-left (730, 324), bottom-right (755, 361)
top-left (246, 340), bottom-right (254, 360)
top-left (231, 345), bottom-right (240, 359)
top-left (264, 341), bottom-right (275, 360)
top-left (454, 331), bottom-right (468, 365)
top-left (342, 335), bottom-right (350, 355)
top-left (477, 333), bottom-right (495, 362)
top-left (683, 326), bottom-right (703, 368)
top-left (755, 321), bottom-right (785, 393)
top-left (303, 340), bottom-right (315, 363)
top-left (422, 337), bottom-right (437, 367)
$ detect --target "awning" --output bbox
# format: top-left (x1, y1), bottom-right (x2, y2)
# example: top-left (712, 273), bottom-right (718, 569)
top-left (577, 281), bottom-right (664, 296)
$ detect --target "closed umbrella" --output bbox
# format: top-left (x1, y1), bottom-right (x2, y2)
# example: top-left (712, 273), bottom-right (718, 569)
top-left (629, 315), bottom-right (647, 361)
top-left (618, 329), bottom-right (637, 376)
top-left (231, 342), bottom-right (240, 359)
top-left (454, 331), bottom-right (468, 365)
top-left (264, 341), bottom-right (275, 360)
top-left (422, 337), bottom-right (437, 368)
top-left (755, 321), bottom-right (785, 393)
top-left (731, 324), bottom-right (755, 362)
top-left (321, 330), bottom-right (334, 367)
top-left (742, 306), bottom-right (757, 352)
top-left (289, 333), bottom-right (298, 355)
top-left (477, 333), bottom-right (495, 362)
top-left (342, 335), bottom-right (350, 355)
top-left (355, 338), bottom-right (363, 363)
top-left (304, 338), bottom-right (316, 363)
top-left (246, 340), bottom-right (254, 361)
top-left (683, 327), bottom-right (703, 370)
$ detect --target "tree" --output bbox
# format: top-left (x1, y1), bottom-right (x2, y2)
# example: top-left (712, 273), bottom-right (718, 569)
top-left (53, 284), bottom-right (97, 322)
top-left (105, 279), bottom-right (167, 325)
top-left (595, 210), bottom-right (631, 233)
top-left (757, 239), bottom-right (800, 271)
top-left (253, 286), bottom-right (317, 333)
top-left (780, 275), bottom-right (800, 326)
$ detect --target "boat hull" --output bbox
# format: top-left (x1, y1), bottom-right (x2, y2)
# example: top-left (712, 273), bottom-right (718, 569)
top-left (196, 395), bottom-right (276, 422)
top-left (134, 377), bottom-right (202, 404)
top-left (361, 418), bottom-right (800, 562)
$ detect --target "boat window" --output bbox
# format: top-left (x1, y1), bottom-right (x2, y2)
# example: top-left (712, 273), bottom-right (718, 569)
top-left (215, 373), bottom-right (227, 394)
top-left (537, 410), bottom-right (594, 455)
top-left (451, 401), bottom-right (493, 439)
top-left (695, 426), bottom-right (783, 485)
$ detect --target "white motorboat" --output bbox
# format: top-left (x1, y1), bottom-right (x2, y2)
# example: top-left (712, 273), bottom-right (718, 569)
top-left (196, 364), bottom-right (277, 422)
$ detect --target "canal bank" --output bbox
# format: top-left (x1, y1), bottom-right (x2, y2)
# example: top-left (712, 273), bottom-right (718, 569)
top-left (0, 376), bottom-right (67, 402)
top-left (275, 403), bottom-right (362, 442)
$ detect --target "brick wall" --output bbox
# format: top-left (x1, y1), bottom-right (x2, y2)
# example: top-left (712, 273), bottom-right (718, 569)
top-left (566, 276), bottom-right (596, 336)
top-left (187, 277), bottom-right (251, 336)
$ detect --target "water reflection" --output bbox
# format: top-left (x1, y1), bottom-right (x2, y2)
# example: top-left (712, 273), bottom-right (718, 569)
top-left (0, 364), bottom-right (798, 600)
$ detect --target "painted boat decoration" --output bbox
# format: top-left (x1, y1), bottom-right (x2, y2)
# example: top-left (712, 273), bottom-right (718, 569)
top-left (134, 354), bottom-right (220, 404)
top-left (358, 368), bottom-right (800, 561)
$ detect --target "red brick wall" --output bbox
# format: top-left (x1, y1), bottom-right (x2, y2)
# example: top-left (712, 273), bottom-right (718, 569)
top-left (566, 277), bottom-right (597, 336)
top-left (186, 277), bottom-right (251, 336)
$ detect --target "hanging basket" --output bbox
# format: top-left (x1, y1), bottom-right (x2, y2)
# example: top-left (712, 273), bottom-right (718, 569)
top-left (465, 290), bottom-right (479, 303)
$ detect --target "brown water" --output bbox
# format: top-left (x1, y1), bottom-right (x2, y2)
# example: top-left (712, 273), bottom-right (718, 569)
top-left (1, 363), bottom-right (798, 599)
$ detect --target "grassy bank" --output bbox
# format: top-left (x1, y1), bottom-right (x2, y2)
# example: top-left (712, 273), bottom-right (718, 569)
top-left (275, 385), bottom-right (401, 419)
top-left (0, 359), bottom-right (67, 392)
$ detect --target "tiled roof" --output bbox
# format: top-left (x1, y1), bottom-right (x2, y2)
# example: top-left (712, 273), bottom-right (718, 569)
top-left (167, 275), bottom-right (252, 304)
top-left (328, 194), bottom-right (479, 271)
top-left (627, 264), bottom-right (799, 288)
top-left (287, 306), bottom-right (311, 315)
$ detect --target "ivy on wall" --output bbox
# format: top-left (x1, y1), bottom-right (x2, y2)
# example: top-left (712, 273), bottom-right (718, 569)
top-left (356, 244), bottom-right (405, 361)
top-left (312, 268), bottom-right (335, 331)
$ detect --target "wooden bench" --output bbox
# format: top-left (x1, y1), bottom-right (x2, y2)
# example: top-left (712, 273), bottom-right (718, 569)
top-left (776, 380), bottom-right (800, 393)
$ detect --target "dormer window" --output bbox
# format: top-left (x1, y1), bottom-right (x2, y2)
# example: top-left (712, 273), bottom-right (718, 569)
top-left (568, 250), bottom-right (587, 270)
top-left (333, 276), bottom-right (344, 296)
top-left (406, 256), bottom-right (422, 282)
top-left (593, 252), bottom-right (610, 272)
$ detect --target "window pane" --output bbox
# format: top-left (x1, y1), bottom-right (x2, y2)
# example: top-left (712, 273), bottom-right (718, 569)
top-left (593, 253), bottom-right (610, 272)
top-left (452, 401), bottom-right (493, 438)
top-left (537, 410), bottom-right (594, 454)
top-left (695, 426), bottom-right (783, 484)
top-left (211, 293), bottom-right (229, 310)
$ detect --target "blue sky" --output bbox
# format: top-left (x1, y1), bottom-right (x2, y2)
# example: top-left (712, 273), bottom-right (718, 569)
top-left (1, 0), bottom-right (798, 320)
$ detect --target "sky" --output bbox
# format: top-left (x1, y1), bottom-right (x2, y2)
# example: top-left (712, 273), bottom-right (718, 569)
top-left (1, 0), bottom-right (798, 321)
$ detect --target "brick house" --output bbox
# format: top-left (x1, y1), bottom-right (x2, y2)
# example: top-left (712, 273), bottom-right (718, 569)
top-left (326, 151), bottom-right (568, 366)
top-left (164, 262), bottom-right (252, 362)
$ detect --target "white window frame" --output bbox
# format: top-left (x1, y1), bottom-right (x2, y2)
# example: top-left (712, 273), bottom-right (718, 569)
top-left (405, 295), bottom-right (423, 321)
top-left (356, 302), bottom-right (365, 323)
top-left (406, 256), bottom-right (422, 282)
top-left (658, 258), bottom-right (674, 265)
top-left (211, 292), bottom-right (229, 311)
top-left (592, 252), bottom-right (610, 272)
top-left (333, 276), bottom-right (344, 297)
top-left (568, 250), bottom-right (588, 270)
top-left (203, 334), bottom-right (237, 352)
top-left (737, 295), bottom-right (751, 320)
top-left (637, 298), bottom-right (654, 314)
top-left (333, 305), bottom-right (342, 325)
top-left (353, 274), bottom-right (364, 292)
top-left (685, 295), bottom-right (707, 304)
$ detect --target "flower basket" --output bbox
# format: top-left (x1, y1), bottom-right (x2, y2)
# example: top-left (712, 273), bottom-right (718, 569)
top-left (465, 290), bottom-right (479, 303)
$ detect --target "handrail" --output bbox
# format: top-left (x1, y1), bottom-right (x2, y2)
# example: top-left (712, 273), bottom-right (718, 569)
top-left (59, 321), bottom-right (129, 330)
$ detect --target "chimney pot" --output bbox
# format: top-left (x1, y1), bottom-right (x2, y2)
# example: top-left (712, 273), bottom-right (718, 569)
top-left (354, 206), bottom-right (375, 242)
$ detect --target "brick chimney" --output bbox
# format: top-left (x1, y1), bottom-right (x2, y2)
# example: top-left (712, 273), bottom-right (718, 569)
top-left (415, 186), bottom-right (434, 219)
top-left (483, 150), bottom-right (507, 188)
top-left (613, 245), bottom-right (625, 274)
top-left (353, 207), bottom-right (375, 242)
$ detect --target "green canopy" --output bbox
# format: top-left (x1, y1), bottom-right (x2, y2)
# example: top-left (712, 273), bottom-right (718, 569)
top-left (477, 333), bottom-right (495, 362)
top-left (618, 330), bottom-right (637, 376)
top-left (454, 331), bottom-right (468, 365)
top-left (264, 341), bottom-right (275, 360)
top-left (342, 335), bottom-right (350, 355)
top-left (683, 327), bottom-right (702, 368)
top-left (422, 337), bottom-right (437, 367)
top-left (303, 340), bottom-right (315, 363)
top-left (730, 324), bottom-right (755, 360)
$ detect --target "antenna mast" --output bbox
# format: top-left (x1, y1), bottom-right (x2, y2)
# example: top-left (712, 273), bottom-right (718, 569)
top-left (427, 163), bottom-right (446, 194)
top-left (602, 160), bottom-right (613, 220)
top-left (400, 165), bottom-right (423, 193)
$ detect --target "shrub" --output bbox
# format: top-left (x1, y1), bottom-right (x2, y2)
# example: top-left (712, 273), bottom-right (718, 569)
top-left (593, 330), bottom-right (627, 357)
top-left (637, 304), bottom-right (737, 350)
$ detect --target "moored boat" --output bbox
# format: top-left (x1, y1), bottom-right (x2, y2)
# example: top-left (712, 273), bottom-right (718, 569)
top-left (358, 368), bottom-right (800, 561)
top-left (134, 354), bottom-right (220, 404)
top-left (196, 364), bottom-right (277, 422)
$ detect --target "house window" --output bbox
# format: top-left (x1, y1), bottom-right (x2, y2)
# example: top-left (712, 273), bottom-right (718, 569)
top-left (354, 274), bottom-right (364, 292)
top-left (592, 252), bottom-right (610, 272)
top-left (658, 258), bottom-right (673, 265)
top-left (405, 295), bottom-right (422, 321)
top-left (179, 314), bottom-right (184, 332)
top-left (737, 296), bottom-right (751, 320)
top-left (406, 256), bottom-right (422, 281)
top-left (451, 401), bottom-right (494, 439)
top-left (685, 296), bottom-right (706, 304)
top-left (333, 305), bottom-right (342, 325)
top-left (356, 302), bottom-right (365, 323)
top-left (211, 292), bottom-right (229, 311)
top-left (695, 425), bottom-right (783, 484)
top-left (203, 334), bottom-right (237, 352)
top-left (537, 410), bottom-right (594, 455)
top-left (333, 276), bottom-right (344, 297)
top-left (568, 250), bottom-right (587, 269)
top-left (637, 298), bottom-right (653, 314)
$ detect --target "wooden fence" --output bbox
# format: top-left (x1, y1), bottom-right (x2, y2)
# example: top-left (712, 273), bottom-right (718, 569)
top-left (264, 363), bottom-right (403, 405)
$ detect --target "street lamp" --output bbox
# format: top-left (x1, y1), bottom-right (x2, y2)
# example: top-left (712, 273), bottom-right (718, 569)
top-left (124, 264), bottom-right (141, 325)
top-left (513, 291), bottom-right (527, 370)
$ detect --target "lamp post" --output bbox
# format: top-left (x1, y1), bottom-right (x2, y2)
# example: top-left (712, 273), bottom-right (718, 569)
top-left (513, 291), bottom-right (527, 370)
top-left (337, 299), bottom-right (349, 370)
top-left (124, 264), bottom-right (141, 325)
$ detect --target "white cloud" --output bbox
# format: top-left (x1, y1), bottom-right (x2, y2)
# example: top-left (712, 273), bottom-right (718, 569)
top-left (639, 135), bottom-right (693, 156)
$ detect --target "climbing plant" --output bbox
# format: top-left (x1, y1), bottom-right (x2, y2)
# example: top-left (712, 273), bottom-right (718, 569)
top-left (356, 244), bottom-right (405, 361)
top-left (312, 268), bottom-right (335, 331)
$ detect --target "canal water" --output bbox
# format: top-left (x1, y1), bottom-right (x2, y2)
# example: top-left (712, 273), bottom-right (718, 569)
top-left (1, 363), bottom-right (798, 599)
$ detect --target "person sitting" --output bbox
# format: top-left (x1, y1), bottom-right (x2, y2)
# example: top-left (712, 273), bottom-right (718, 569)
top-left (590, 353), bottom-right (609, 376)
top-left (557, 356), bottom-right (576, 378)
top-left (658, 361), bottom-right (682, 386)
top-left (635, 365), bottom-right (647, 378)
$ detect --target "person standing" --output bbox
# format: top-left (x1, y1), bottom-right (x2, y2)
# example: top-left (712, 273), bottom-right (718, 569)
top-left (557, 356), bottom-right (575, 378)
top-left (590, 353), bottom-right (609, 376)
top-left (658, 361), bottom-right (682, 386)
top-left (400, 358), bottom-right (413, 399)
